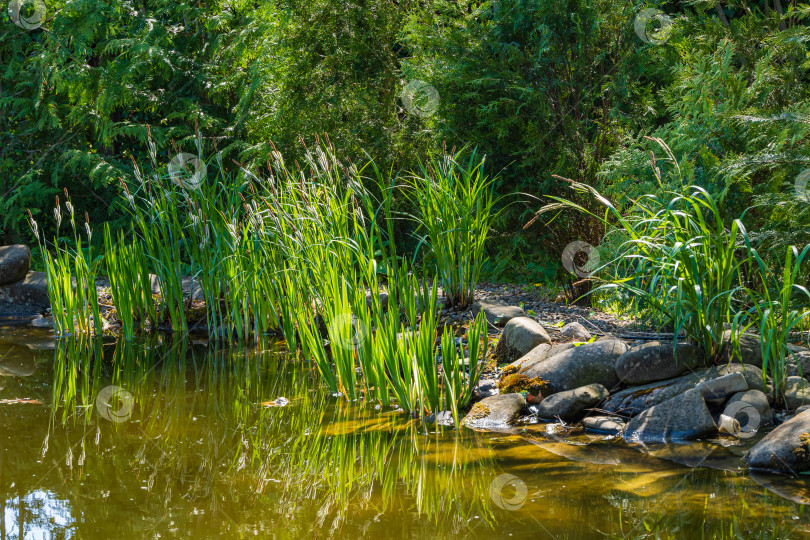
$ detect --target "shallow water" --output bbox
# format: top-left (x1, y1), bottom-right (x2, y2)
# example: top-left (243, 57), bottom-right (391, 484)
top-left (1, 329), bottom-right (809, 539)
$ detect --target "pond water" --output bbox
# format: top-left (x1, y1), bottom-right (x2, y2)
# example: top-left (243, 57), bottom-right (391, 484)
top-left (1, 328), bottom-right (809, 539)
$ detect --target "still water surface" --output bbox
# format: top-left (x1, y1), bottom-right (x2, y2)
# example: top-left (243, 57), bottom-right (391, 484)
top-left (1, 329), bottom-right (809, 539)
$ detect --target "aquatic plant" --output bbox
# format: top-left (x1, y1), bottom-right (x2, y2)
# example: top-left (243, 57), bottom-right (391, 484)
top-left (103, 224), bottom-right (157, 339)
top-left (29, 193), bottom-right (102, 336)
top-left (409, 148), bottom-right (497, 308)
top-left (441, 311), bottom-right (488, 422)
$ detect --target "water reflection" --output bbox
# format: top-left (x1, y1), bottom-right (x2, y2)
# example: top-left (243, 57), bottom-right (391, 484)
top-left (3, 335), bottom-right (499, 537)
top-left (2, 490), bottom-right (73, 540)
top-left (2, 333), bottom-right (810, 538)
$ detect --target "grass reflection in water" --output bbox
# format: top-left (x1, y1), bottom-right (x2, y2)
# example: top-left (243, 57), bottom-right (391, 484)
top-left (46, 335), bottom-right (497, 535)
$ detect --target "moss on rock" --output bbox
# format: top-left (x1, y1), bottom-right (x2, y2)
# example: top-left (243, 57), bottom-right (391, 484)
top-left (498, 373), bottom-right (548, 396)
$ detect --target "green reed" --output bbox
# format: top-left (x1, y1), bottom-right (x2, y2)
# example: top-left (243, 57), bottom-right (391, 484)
top-left (29, 193), bottom-right (102, 336)
top-left (409, 148), bottom-right (497, 308)
top-left (103, 224), bottom-right (156, 339)
top-left (441, 311), bottom-right (488, 423)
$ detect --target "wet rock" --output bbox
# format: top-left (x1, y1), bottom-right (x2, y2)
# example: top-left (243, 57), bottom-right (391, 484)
top-left (472, 300), bottom-right (525, 327)
top-left (615, 342), bottom-right (705, 385)
top-left (462, 393), bottom-right (526, 429)
top-left (475, 379), bottom-right (499, 398)
top-left (560, 322), bottom-right (591, 341)
top-left (724, 390), bottom-right (772, 434)
top-left (604, 364), bottom-right (769, 417)
top-left (426, 411), bottom-right (454, 426)
top-left (695, 372), bottom-right (748, 404)
top-left (521, 339), bottom-right (629, 394)
top-left (720, 330), bottom-right (762, 367)
top-left (784, 376), bottom-right (810, 410)
top-left (744, 409), bottom-right (810, 473)
top-left (0, 245), bottom-right (31, 285)
top-left (582, 415), bottom-right (626, 435)
top-left (0, 271), bottom-right (49, 307)
top-left (494, 317), bottom-right (551, 362)
top-left (535, 384), bottom-right (608, 420)
top-left (30, 314), bottom-right (53, 329)
top-left (623, 388), bottom-right (717, 442)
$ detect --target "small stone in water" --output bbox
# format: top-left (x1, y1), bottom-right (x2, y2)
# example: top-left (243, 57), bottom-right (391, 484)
top-left (262, 397), bottom-right (289, 407)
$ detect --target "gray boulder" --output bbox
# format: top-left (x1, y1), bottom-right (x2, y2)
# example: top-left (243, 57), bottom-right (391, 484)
top-left (472, 300), bottom-right (525, 327)
top-left (560, 322), bottom-right (591, 341)
top-left (787, 349), bottom-right (810, 380)
top-left (0, 271), bottom-right (49, 307)
top-left (0, 245), bottom-right (31, 285)
top-left (494, 317), bottom-right (551, 361)
top-left (582, 415), bottom-right (626, 435)
top-left (522, 339), bottom-right (629, 394)
top-left (502, 342), bottom-right (579, 376)
top-left (604, 364), bottom-right (769, 417)
top-left (462, 393), bottom-right (526, 429)
top-left (535, 384), bottom-right (609, 420)
top-left (615, 342), bottom-right (705, 385)
top-left (505, 343), bottom-right (552, 373)
top-left (624, 388), bottom-right (717, 442)
top-left (784, 376), bottom-right (810, 410)
top-left (744, 409), bottom-right (810, 473)
top-left (720, 330), bottom-right (762, 367)
top-left (695, 372), bottom-right (748, 404)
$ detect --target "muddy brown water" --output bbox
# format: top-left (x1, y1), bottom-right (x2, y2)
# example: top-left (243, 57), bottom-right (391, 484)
top-left (1, 328), bottom-right (809, 539)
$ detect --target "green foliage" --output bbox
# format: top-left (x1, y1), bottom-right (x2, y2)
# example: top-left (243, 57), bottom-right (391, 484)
top-left (409, 149), bottom-right (498, 307)
top-left (29, 194), bottom-right (102, 335)
top-left (599, 4), bottom-right (810, 265)
top-left (741, 244), bottom-right (810, 406)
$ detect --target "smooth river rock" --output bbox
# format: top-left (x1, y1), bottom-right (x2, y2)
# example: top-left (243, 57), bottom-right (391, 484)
top-left (582, 416), bottom-right (626, 435)
top-left (0, 271), bottom-right (49, 307)
top-left (559, 322), bottom-right (591, 341)
top-left (744, 410), bottom-right (810, 473)
top-left (784, 376), bottom-right (810, 410)
top-left (503, 342), bottom-right (576, 374)
top-left (615, 342), bottom-right (705, 385)
top-left (462, 393), bottom-right (526, 429)
top-left (494, 317), bottom-right (551, 362)
top-left (472, 300), bottom-right (525, 327)
top-left (623, 388), bottom-right (717, 442)
top-left (604, 364), bottom-right (769, 417)
top-left (720, 330), bottom-right (763, 367)
top-left (787, 349), bottom-right (810, 380)
top-left (535, 383), bottom-right (609, 420)
top-left (522, 339), bottom-right (629, 394)
top-left (0, 245), bottom-right (31, 285)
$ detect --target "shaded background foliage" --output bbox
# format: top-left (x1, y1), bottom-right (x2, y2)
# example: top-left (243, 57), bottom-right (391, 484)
top-left (2, 0), bottom-right (809, 280)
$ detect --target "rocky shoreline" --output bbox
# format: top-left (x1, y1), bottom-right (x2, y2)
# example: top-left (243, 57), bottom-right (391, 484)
top-left (462, 304), bottom-right (810, 477)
